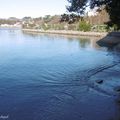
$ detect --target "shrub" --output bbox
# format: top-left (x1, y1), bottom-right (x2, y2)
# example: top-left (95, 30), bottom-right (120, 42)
top-left (78, 21), bottom-right (91, 32)
top-left (91, 25), bottom-right (108, 32)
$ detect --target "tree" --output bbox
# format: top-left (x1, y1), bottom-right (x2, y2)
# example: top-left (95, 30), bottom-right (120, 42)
top-left (60, 13), bottom-right (80, 24)
top-left (67, 0), bottom-right (120, 29)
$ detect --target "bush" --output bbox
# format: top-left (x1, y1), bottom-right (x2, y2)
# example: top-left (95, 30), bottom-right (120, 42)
top-left (91, 25), bottom-right (108, 32)
top-left (78, 21), bottom-right (91, 32)
top-left (107, 24), bottom-right (118, 32)
top-left (41, 24), bottom-right (51, 30)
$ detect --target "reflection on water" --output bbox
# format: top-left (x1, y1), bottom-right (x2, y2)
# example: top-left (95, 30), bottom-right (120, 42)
top-left (78, 38), bottom-right (90, 48)
top-left (22, 31), bottom-right (103, 50)
top-left (0, 29), bottom-right (120, 120)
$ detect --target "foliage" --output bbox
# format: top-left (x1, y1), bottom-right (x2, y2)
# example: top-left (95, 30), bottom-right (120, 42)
top-left (60, 13), bottom-right (80, 24)
top-left (91, 25), bottom-right (108, 32)
top-left (78, 21), bottom-right (91, 32)
top-left (67, 0), bottom-right (88, 15)
top-left (67, 0), bottom-right (120, 30)
top-left (106, 24), bottom-right (119, 32)
top-left (41, 24), bottom-right (65, 30)
top-left (0, 19), bottom-right (19, 25)
top-left (43, 15), bottom-right (52, 23)
top-left (22, 14), bottom-right (114, 32)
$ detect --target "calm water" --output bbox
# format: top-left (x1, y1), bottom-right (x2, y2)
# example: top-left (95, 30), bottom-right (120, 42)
top-left (0, 29), bottom-right (120, 120)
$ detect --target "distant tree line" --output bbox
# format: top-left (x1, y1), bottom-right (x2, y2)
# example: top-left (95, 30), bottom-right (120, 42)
top-left (0, 18), bottom-right (20, 25)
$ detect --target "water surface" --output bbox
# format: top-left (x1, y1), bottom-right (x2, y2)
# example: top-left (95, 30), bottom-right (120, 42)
top-left (0, 29), bottom-right (120, 120)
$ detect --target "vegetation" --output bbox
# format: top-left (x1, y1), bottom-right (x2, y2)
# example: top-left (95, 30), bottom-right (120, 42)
top-left (1, 8), bottom-right (117, 32)
top-left (0, 13), bottom-right (112, 32)
top-left (21, 3), bottom-right (116, 32)
top-left (67, 0), bottom-right (120, 30)
top-left (0, 18), bottom-right (20, 25)
top-left (22, 12), bottom-right (111, 32)
top-left (1, 0), bottom-right (119, 32)
top-left (78, 21), bottom-right (91, 32)
top-left (60, 13), bottom-right (80, 24)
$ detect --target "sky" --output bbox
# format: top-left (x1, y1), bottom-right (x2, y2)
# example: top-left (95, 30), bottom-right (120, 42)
top-left (0, 0), bottom-right (68, 18)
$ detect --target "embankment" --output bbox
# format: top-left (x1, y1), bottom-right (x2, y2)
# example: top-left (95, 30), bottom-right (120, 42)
top-left (22, 29), bottom-right (107, 37)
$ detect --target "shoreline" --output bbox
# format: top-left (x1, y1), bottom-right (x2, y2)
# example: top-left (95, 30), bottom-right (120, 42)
top-left (0, 27), bottom-right (21, 30)
top-left (22, 29), bottom-right (108, 37)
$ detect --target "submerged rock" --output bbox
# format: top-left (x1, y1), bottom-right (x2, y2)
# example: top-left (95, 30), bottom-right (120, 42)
top-left (96, 80), bottom-right (103, 84)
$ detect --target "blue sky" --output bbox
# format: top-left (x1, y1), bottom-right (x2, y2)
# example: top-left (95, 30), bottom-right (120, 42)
top-left (0, 0), bottom-right (68, 18)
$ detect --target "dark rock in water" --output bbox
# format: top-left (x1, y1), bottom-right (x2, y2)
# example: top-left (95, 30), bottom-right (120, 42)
top-left (97, 32), bottom-right (120, 48)
top-left (114, 86), bottom-right (120, 93)
top-left (114, 43), bottom-right (120, 52)
top-left (109, 32), bottom-right (120, 37)
top-left (96, 80), bottom-right (103, 84)
top-left (115, 97), bottom-right (120, 104)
